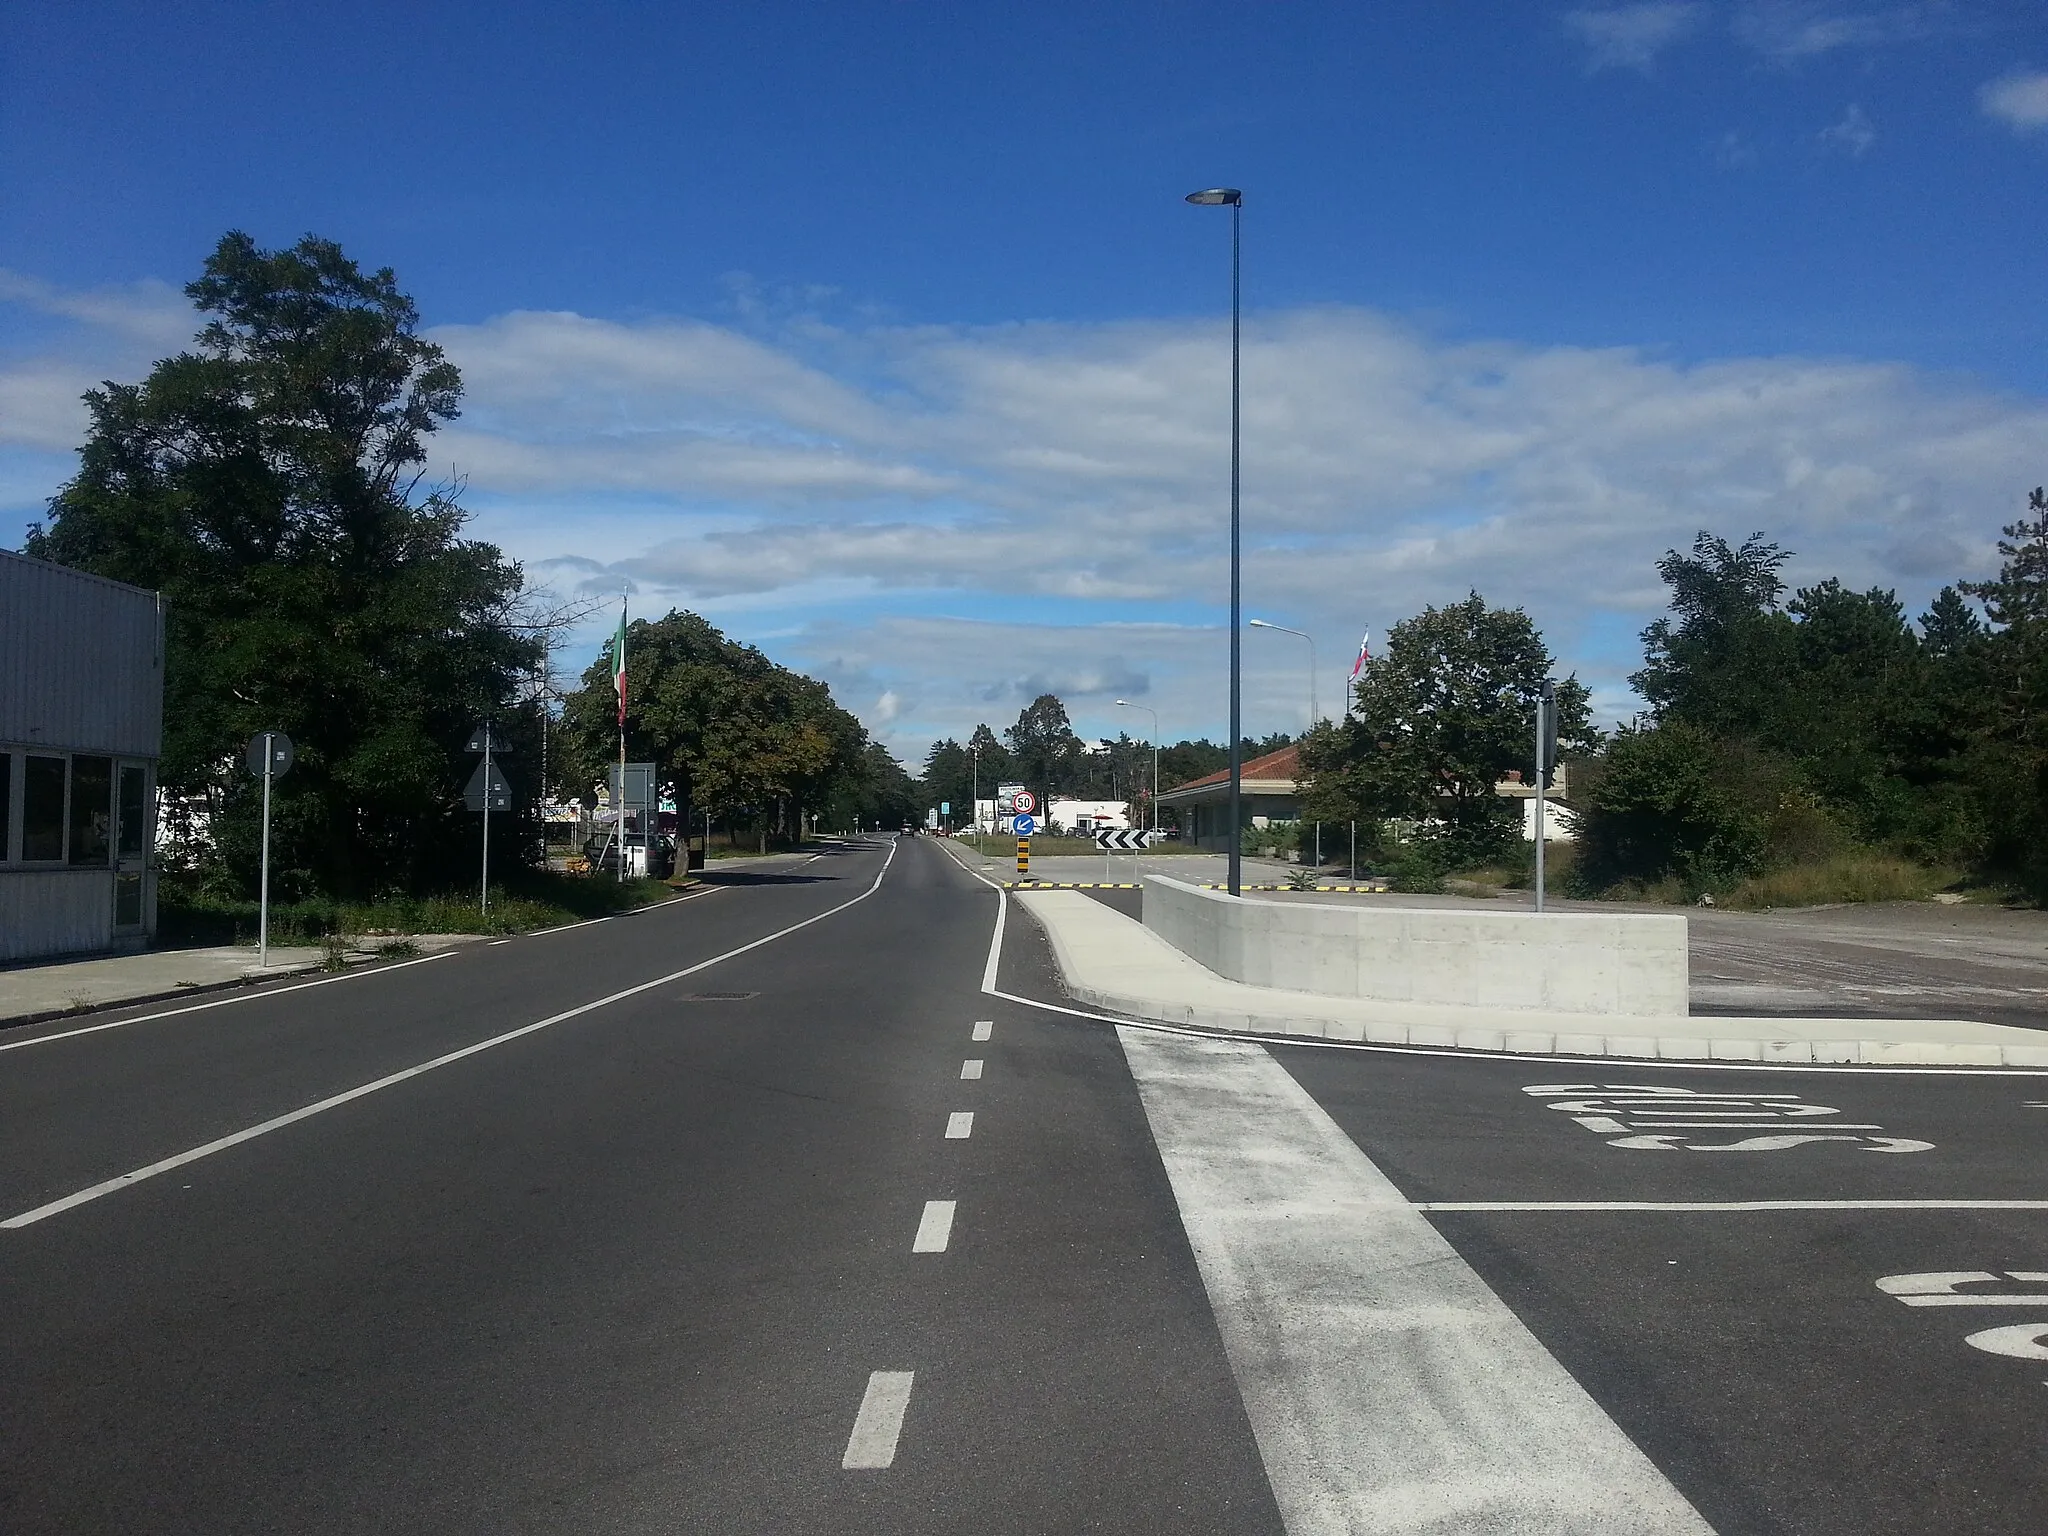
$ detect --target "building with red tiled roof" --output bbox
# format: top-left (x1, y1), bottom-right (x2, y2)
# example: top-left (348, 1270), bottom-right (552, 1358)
top-left (1156, 744), bottom-right (1301, 851)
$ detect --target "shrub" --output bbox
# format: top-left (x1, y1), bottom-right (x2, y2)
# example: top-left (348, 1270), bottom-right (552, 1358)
top-left (1570, 723), bottom-right (1775, 896)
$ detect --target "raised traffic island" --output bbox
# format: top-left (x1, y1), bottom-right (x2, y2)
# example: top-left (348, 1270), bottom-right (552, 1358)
top-left (1141, 872), bottom-right (1687, 1017)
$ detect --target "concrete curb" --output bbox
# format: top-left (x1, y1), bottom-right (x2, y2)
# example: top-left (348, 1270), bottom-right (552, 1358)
top-left (0, 958), bottom-right (327, 1032)
top-left (1019, 893), bottom-right (2048, 1069)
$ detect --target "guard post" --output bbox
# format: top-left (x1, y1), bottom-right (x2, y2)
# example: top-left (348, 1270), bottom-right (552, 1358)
top-left (1016, 836), bottom-right (1029, 880)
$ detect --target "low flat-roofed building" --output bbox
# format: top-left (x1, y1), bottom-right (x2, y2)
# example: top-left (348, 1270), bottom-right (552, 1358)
top-left (1, 550), bottom-right (164, 960)
top-left (1157, 744), bottom-right (1301, 851)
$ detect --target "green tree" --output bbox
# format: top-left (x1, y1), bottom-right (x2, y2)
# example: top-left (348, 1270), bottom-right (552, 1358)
top-left (557, 609), bottom-right (868, 849)
top-left (1303, 593), bottom-right (1594, 866)
top-left (26, 231), bottom-right (535, 897)
top-left (1004, 694), bottom-right (1083, 793)
top-left (920, 739), bottom-right (973, 826)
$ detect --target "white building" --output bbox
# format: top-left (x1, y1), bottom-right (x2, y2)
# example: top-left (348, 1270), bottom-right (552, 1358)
top-left (1, 551), bottom-right (163, 960)
top-left (1046, 797), bottom-right (1130, 834)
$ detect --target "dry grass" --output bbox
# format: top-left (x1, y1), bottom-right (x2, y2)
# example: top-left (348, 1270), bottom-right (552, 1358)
top-left (1722, 853), bottom-right (1964, 910)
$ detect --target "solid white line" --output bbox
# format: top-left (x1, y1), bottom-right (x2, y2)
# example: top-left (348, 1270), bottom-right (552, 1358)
top-left (944, 1111), bottom-right (974, 1139)
top-left (1118, 1027), bottom-right (1713, 1534)
top-left (0, 951), bottom-right (457, 1054)
top-left (842, 1370), bottom-right (915, 1469)
top-left (972, 1020), bottom-right (992, 1042)
top-left (1419, 1198), bottom-right (2048, 1213)
top-left (912, 1199), bottom-right (956, 1252)
top-left (980, 887), bottom-right (1007, 992)
top-left (960, 1059), bottom-right (983, 1080)
top-left (2, 843), bottom-right (898, 1230)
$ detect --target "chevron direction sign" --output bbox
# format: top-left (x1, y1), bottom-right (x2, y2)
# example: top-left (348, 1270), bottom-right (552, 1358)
top-left (1093, 829), bottom-right (1154, 851)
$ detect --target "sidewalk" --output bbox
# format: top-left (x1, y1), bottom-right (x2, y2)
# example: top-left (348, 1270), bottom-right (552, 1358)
top-left (1017, 889), bottom-right (2048, 1068)
top-left (0, 936), bottom-right (478, 1030)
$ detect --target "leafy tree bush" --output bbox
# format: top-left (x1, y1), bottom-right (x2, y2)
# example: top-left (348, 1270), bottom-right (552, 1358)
top-left (27, 232), bottom-right (536, 897)
top-left (1300, 593), bottom-right (1596, 868)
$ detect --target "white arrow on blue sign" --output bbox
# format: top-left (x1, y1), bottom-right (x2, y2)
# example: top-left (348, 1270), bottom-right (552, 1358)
top-left (1011, 813), bottom-right (1036, 837)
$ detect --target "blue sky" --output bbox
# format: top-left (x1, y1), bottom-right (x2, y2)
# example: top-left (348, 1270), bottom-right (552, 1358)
top-left (5, 1), bottom-right (2047, 760)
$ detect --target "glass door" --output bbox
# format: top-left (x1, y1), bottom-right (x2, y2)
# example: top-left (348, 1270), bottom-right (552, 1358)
top-left (114, 761), bottom-right (150, 930)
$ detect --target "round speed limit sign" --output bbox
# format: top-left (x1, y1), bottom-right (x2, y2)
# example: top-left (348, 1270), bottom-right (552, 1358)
top-left (1012, 789), bottom-right (1037, 815)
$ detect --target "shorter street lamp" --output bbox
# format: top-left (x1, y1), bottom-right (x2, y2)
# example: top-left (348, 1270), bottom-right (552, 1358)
top-left (1114, 700), bottom-right (1159, 835)
top-left (1247, 618), bottom-right (1318, 726)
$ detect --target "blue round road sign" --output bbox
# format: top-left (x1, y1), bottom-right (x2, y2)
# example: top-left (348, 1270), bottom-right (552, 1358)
top-left (1012, 813), bottom-right (1036, 837)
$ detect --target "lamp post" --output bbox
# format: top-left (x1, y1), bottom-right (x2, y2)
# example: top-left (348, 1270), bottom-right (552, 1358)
top-left (1249, 618), bottom-right (1320, 870)
top-left (1247, 618), bottom-right (1318, 727)
top-left (1114, 700), bottom-right (1159, 835)
top-left (1186, 186), bottom-right (1243, 895)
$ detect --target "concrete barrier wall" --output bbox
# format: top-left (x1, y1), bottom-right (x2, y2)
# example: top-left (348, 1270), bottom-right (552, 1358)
top-left (1141, 874), bottom-right (1688, 1017)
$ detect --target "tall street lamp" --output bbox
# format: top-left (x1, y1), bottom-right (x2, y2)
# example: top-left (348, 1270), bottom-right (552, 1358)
top-left (1247, 618), bottom-right (1318, 727)
top-left (1186, 186), bottom-right (1243, 894)
top-left (1114, 700), bottom-right (1159, 835)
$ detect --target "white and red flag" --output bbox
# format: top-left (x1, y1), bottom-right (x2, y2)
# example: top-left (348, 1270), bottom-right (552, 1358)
top-left (612, 602), bottom-right (628, 725)
top-left (1349, 630), bottom-right (1371, 680)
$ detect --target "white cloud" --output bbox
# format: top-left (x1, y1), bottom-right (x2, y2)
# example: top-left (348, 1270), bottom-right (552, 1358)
top-left (1980, 69), bottom-right (2048, 132)
top-left (1731, 2), bottom-right (1948, 64)
top-left (1819, 103), bottom-right (1878, 156)
top-left (6, 273), bottom-right (2046, 745)
top-left (1562, 2), bottom-right (1710, 71)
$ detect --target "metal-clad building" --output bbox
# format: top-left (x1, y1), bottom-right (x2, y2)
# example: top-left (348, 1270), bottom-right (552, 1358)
top-left (1, 550), bottom-right (164, 961)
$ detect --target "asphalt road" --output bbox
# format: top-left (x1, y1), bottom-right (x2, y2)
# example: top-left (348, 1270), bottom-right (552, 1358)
top-left (7, 835), bottom-right (2046, 1533)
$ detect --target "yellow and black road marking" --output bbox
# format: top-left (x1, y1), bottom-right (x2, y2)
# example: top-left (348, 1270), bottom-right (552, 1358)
top-left (999, 882), bottom-right (1142, 889)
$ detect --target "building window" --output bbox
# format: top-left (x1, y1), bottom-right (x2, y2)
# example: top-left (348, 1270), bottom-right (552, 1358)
top-left (69, 755), bottom-right (113, 867)
top-left (0, 752), bottom-right (10, 861)
top-left (118, 763), bottom-right (148, 859)
top-left (115, 872), bottom-right (144, 927)
top-left (23, 755), bottom-right (65, 861)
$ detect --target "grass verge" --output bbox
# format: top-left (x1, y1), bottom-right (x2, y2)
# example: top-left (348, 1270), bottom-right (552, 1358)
top-left (1720, 853), bottom-right (1966, 910)
top-left (160, 869), bottom-right (677, 946)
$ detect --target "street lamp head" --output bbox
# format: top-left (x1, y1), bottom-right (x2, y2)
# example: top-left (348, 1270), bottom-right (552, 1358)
top-left (1115, 699), bottom-right (1129, 706)
top-left (1247, 618), bottom-right (1272, 628)
top-left (1185, 188), bottom-right (1242, 206)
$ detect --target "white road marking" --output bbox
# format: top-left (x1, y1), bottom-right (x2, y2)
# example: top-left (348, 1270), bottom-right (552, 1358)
top-left (1424, 1199), bottom-right (2048, 1212)
top-left (944, 1112), bottom-right (974, 1139)
top-left (972, 1020), bottom-right (992, 1042)
top-left (2, 844), bottom-right (899, 1230)
top-left (842, 1370), bottom-right (915, 1469)
top-left (1118, 1026), bottom-right (1713, 1535)
top-left (960, 1059), bottom-right (983, 1080)
top-left (912, 1200), bottom-right (956, 1252)
top-left (0, 950), bottom-right (457, 1054)
top-left (1965, 1324), bottom-right (2048, 1359)
top-left (979, 887), bottom-right (1006, 992)
top-left (1878, 1271), bottom-right (2048, 1304)
top-left (488, 939), bottom-right (514, 946)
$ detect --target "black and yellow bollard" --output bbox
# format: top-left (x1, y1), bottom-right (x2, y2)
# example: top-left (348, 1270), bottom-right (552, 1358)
top-left (1016, 836), bottom-right (1029, 882)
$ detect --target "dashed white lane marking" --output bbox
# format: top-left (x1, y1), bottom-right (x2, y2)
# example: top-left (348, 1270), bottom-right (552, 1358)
top-left (912, 1200), bottom-right (956, 1252)
top-left (960, 1059), bottom-right (983, 1080)
top-left (842, 1371), bottom-right (915, 1469)
top-left (488, 939), bottom-right (514, 946)
top-left (1423, 1199), bottom-right (2048, 1212)
top-left (0, 951), bottom-right (456, 1054)
top-left (2, 845), bottom-right (898, 1230)
top-left (944, 1112), bottom-right (974, 1140)
top-left (972, 1020), bottom-right (992, 1042)
top-left (1118, 1027), bottom-right (1712, 1535)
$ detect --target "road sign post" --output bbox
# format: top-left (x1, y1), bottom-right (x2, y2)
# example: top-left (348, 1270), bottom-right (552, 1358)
top-left (244, 731), bottom-right (294, 969)
top-left (1017, 836), bottom-right (1029, 880)
top-left (465, 722), bottom-right (514, 913)
top-left (1534, 680), bottom-right (1555, 915)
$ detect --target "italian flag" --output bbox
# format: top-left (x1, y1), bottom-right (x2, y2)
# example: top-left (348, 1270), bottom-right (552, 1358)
top-left (612, 604), bottom-right (628, 725)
